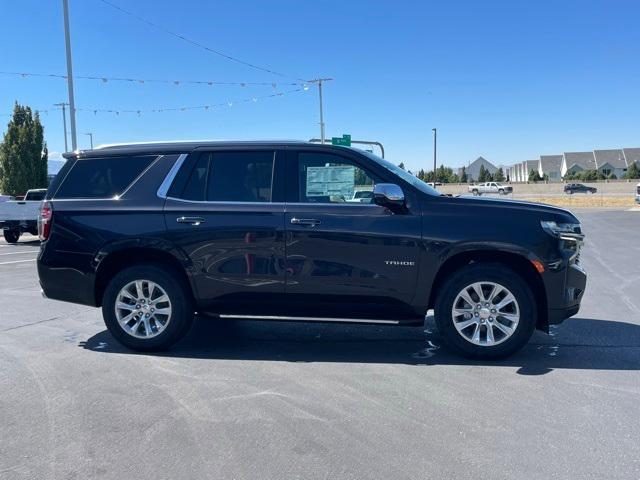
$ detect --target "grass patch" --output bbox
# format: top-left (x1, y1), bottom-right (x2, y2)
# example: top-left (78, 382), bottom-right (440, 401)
top-left (519, 196), bottom-right (635, 208)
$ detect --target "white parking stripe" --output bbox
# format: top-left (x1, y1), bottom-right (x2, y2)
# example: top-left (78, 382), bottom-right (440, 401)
top-left (0, 251), bottom-right (39, 256)
top-left (0, 259), bottom-right (37, 265)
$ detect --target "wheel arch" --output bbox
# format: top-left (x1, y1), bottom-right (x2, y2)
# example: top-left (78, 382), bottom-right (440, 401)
top-left (428, 249), bottom-right (548, 330)
top-left (94, 245), bottom-right (196, 308)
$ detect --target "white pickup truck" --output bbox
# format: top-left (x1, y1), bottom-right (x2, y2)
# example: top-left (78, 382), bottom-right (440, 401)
top-left (468, 182), bottom-right (513, 196)
top-left (0, 188), bottom-right (47, 243)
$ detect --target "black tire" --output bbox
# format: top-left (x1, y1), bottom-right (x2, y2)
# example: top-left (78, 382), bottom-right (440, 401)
top-left (102, 264), bottom-right (194, 351)
top-left (434, 263), bottom-right (537, 359)
top-left (472, 189), bottom-right (479, 196)
top-left (3, 229), bottom-right (20, 243)
top-left (498, 189), bottom-right (505, 195)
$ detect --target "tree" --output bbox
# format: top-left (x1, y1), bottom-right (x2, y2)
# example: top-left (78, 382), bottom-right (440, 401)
top-left (397, 162), bottom-right (406, 170)
top-left (460, 166), bottom-right (468, 183)
top-left (0, 103), bottom-right (47, 195)
top-left (478, 165), bottom-right (492, 182)
top-left (528, 169), bottom-right (542, 182)
top-left (494, 167), bottom-right (505, 182)
top-left (625, 162), bottom-right (640, 179)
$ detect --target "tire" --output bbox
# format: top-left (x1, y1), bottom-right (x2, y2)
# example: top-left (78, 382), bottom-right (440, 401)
top-left (472, 189), bottom-right (479, 196)
top-left (3, 229), bottom-right (20, 244)
top-left (498, 189), bottom-right (505, 195)
top-left (434, 263), bottom-right (537, 359)
top-left (102, 264), bottom-right (194, 351)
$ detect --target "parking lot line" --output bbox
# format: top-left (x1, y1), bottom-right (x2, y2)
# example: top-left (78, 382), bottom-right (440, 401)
top-left (0, 258), bottom-right (37, 265)
top-left (0, 251), bottom-right (40, 256)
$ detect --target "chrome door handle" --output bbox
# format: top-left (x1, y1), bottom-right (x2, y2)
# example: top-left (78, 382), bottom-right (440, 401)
top-left (177, 216), bottom-right (205, 225)
top-left (290, 218), bottom-right (321, 227)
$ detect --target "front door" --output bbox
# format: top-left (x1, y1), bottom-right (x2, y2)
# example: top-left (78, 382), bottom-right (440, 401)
top-left (284, 149), bottom-right (422, 319)
top-left (163, 149), bottom-right (286, 313)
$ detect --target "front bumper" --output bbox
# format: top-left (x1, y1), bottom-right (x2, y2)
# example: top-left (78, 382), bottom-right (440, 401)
top-left (545, 263), bottom-right (587, 325)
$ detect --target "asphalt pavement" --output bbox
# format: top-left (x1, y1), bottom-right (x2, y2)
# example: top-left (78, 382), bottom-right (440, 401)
top-left (1, 209), bottom-right (639, 480)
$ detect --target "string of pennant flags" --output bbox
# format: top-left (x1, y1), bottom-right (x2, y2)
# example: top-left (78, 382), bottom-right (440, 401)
top-left (0, 70), bottom-right (308, 89)
top-left (2, 87), bottom-right (308, 118)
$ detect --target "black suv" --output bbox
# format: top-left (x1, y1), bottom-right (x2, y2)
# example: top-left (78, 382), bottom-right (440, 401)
top-left (38, 141), bottom-right (586, 358)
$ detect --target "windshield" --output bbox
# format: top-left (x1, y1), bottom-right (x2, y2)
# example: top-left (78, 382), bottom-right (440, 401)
top-left (358, 150), bottom-right (440, 196)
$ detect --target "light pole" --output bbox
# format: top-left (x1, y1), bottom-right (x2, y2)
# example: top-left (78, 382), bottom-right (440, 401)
top-left (62, 0), bottom-right (78, 151)
top-left (54, 102), bottom-right (69, 152)
top-left (83, 132), bottom-right (94, 149)
top-left (308, 78), bottom-right (332, 143)
top-left (432, 128), bottom-right (437, 184)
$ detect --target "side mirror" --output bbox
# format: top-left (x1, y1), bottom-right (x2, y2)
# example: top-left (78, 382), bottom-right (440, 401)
top-left (373, 183), bottom-right (405, 210)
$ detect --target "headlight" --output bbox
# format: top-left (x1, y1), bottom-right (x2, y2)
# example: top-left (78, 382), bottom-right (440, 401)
top-left (540, 221), bottom-right (581, 237)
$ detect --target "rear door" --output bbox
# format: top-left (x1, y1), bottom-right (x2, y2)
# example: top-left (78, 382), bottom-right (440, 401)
top-left (283, 148), bottom-right (422, 318)
top-left (163, 148), bottom-right (286, 313)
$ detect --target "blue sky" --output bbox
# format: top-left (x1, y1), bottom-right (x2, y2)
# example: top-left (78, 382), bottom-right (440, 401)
top-left (1, 0), bottom-right (639, 172)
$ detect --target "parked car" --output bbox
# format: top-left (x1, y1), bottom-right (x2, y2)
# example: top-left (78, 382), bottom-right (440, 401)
top-left (636, 183), bottom-right (640, 204)
top-left (38, 141), bottom-right (586, 359)
top-left (0, 188), bottom-right (47, 243)
top-left (564, 183), bottom-right (597, 194)
top-left (347, 190), bottom-right (374, 203)
top-left (468, 182), bottom-right (513, 195)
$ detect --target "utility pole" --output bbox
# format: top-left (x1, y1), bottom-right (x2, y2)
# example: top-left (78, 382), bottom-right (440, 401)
top-left (432, 128), bottom-right (437, 183)
top-left (54, 102), bottom-right (69, 152)
top-left (308, 78), bottom-right (332, 143)
top-left (62, 0), bottom-right (78, 151)
top-left (83, 132), bottom-right (94, 149)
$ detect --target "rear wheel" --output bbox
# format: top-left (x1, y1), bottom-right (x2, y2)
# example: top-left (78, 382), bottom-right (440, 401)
top-left (472, 189), bottom-right (479, 196)
top-left (102, 265), bottom-right (193, 351)
top-left (3, 229), bottom-right (20, 243)
top-left (434, 263), bottom-right (536, 359)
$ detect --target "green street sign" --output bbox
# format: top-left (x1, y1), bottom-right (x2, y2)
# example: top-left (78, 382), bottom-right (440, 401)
top-left (331, 134), bottom-right (351, 146)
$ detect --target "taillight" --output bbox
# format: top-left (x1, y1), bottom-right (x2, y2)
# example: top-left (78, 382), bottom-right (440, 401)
top-left (38, 201), bottom-right (52, 241)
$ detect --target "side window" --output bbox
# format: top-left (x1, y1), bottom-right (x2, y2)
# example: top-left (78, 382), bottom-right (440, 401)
top-left (297, 152), bottom-right (377, 204)
top-left (180, 153), bottom-right (209, 201)
top-left (171, 151), bottom-right (275, 202)
top-left (207, 151), bottom-right (274, 202)
top-left (54, 155), bottom-right (156, 199)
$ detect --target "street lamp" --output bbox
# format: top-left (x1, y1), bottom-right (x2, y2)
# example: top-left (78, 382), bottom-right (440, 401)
top-left (432, 128), bottom-right (437, 185)
top-left (83, 132), bottom-right (94, 149)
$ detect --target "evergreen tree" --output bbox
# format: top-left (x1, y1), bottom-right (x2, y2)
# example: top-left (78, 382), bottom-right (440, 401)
top-left (0, 103), bottom-right (47, 195)
top-left (460, 166), bottom-right (468, 183)
top-left (478, 165), bottom-right (492, 182)
top-left (625, 162), bottom-right (640, 179)
top-left (494, 167), bottom-right (505, 182)
top-left (528, 169), bottom-right (542, 182)
top-left (398, 162), bottom-right (406, 170)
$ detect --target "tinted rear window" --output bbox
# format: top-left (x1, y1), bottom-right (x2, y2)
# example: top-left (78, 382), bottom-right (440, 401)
top-left (54, 155), bottom-right (156, 199)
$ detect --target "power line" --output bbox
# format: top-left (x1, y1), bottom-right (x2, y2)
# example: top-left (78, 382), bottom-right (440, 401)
top-left (0, 70), bottom-right (305, 88)
top-left (97, 0), bottom-right (307, 81)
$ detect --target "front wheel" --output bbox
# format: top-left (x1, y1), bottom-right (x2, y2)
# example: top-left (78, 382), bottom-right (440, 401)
top-left (102, 265), bottom-right (194, 351)
top-left (498, 189), bottom-right (505, 195)
top-left (3, 229), bottom-right (20, 243)
top-left (434, 263), bottom-right (537, 359)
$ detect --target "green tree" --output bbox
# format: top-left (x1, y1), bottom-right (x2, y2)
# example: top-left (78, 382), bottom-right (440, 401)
top-left (494, 167), bottom-right (505, 182)
top-left (398, 162), bottom-right (405, 170)
top-left (460, 166), bottom-right (468, 183)
top-left (478, 165), bottom-right (492, 182)
top-left (625, 162), bottom-right (640, 179)
top-left (0, 103), bottom-right (47, 195)
top-left (528, 169), bottom-right (542, 182)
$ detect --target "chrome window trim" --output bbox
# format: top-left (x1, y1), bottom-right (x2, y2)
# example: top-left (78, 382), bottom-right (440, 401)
top-left (157, 153), bottom-right (188, 199)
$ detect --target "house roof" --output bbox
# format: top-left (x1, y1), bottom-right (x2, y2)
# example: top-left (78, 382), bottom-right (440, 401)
top-left (522, 160), bottom-right (537, 173)
top-left (594, 149), bottom-right (626, 169)
top-left (468, 156), bottom-right (498, 172)
top-left (539, 155), bottom-right (563, 172)
top-left (623, 148), bottom-right (640, 166)
top-left (564, 151), bottom-right (596, 170)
